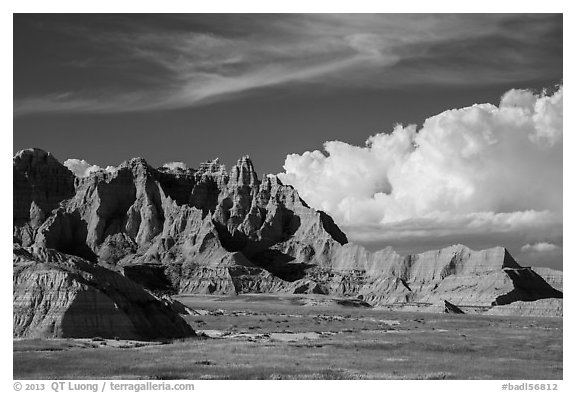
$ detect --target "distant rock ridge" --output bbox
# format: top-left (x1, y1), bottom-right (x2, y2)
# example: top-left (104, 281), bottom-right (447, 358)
top-left (12, 148), bottom-right (562, 319)
top-left (532, 267), bottom-right (563, 292)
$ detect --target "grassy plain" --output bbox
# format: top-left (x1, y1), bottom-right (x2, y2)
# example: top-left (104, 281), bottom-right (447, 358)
top-left (13, 294), bottom-right (562, 380)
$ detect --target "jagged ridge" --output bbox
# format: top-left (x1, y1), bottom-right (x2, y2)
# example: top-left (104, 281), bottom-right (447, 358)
top-left (12, 148), bottom-right (562, 316)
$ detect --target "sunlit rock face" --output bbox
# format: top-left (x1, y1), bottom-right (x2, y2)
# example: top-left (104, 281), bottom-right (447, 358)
top-left (13, 244), bottom-right (195, 339)
top-left (485, 298), bottom-right (563, 318)
top-left (13, 148), bottom-right (562, 317)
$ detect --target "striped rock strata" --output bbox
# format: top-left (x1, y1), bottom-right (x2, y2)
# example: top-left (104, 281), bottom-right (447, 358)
top-left (13, 244), bottom-right (195, 339)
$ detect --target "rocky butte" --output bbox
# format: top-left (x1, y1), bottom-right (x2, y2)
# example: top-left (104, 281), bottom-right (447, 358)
top-left (12, 148), bottom-right (563, 338)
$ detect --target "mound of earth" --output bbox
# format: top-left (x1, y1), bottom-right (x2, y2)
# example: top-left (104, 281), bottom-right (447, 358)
top-left (13, 244), bottom-right (195, 339)
top-left (485, 298), bottom-right (563, 317)
top-left (12, 148), bottom-right (562, 316)
top-left (443, 300), bottom-right (465, 314)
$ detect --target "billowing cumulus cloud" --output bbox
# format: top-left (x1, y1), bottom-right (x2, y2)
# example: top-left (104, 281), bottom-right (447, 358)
top-left (518, 241), bottom-right (562, 268)
top-left (278, 86), bottom-right (562, 266)
top-left (162, 161), bottom-right (188, 171)
top-left (64, 159), bottom-right (116, 178)
top-left (521, 242), bottom-right (561, 253)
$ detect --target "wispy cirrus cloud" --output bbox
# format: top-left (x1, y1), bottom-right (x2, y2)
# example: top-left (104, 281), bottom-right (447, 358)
top-left (14, 14), bottom-right (561, 115)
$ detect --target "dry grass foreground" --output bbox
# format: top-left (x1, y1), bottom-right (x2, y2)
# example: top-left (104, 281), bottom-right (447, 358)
top-left (14, 294), bottom-right (562, 380)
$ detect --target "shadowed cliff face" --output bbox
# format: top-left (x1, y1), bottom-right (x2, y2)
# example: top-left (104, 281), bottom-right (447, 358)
top-left (13, 148), bottom-right (562, 315)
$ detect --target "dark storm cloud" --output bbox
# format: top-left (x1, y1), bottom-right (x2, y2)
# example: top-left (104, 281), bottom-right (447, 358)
top-left (14, 14), bottom-right (562, 115)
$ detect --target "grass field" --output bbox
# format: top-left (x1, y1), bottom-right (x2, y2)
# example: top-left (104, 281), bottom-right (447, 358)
top-left (13, 294), bottom-right (562, 380)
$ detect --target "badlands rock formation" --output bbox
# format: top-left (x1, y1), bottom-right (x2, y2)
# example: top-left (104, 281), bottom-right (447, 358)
top-left (485, 298), bottom-right (563, 318)
top-left (532, 267), bottom-right (563, 292)
top-left (443, 300), bottom-right (465, 314)
top-left (13, 149), bottom-right (75, 246)
top-left (13, 244), bottom-right (195, 339)
top-left (13, 148), bottom-right (563, 321)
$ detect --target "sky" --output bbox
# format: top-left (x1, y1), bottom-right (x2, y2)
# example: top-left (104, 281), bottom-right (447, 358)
top-left (13, 14), bottom-right (563, 268)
